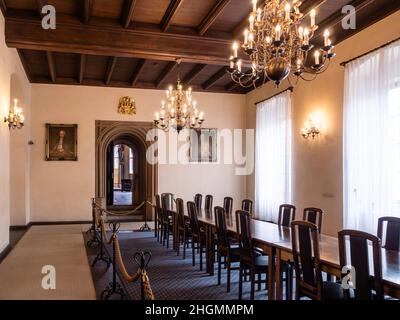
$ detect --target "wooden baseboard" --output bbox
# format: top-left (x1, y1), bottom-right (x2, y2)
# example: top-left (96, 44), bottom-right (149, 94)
top-left (30, 220), bottom-right (92, 226)
top-left (0, 244), bottom-right (12, 263)
top-left (10, 224), bottom-right (31, 231)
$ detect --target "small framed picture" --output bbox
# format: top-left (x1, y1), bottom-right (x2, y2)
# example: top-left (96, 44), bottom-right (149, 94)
top-left (45, 124), bottom-right (78, 161)
top-left (189, 128), bottom-right (218, 163)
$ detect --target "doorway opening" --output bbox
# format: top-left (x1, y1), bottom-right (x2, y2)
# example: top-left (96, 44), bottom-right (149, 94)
top-left (96, 121), bottom-right (157, 220)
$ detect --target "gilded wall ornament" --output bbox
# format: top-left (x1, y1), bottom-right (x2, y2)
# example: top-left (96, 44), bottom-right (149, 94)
top-left (118, 96), bottom-right (136, 115)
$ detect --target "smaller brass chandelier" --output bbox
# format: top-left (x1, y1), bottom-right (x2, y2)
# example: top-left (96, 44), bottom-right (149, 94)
top-left (301, 114), bottom-right (320, 139)
top-left (4, 99), bottom-right (24, 130)
top-left (154, 59), bottom-right (205, 133)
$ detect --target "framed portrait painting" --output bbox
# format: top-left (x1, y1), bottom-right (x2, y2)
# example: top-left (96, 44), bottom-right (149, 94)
top-left (189, 128), bottom-right (218, 163)
top-left (45, 124), bottom-right (78, 161)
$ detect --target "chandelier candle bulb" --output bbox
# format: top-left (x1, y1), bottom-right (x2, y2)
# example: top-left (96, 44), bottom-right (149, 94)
top-left (275, 25), bottom-right (281, 41)
top-left (230, 56), bottom-right (234, 69)
top-left (285, 3), bottom-right (291, 21)
top-left (249, 14), bottom-right (255, 31)
top-left (248, 32), bottom-right (254, 49)
top-left (324, 29), bottom-right (330, 47)
top-left (303, 28), bottom-right (310, 45)
top-left (314, 50), bottom-right (320, 65)
top-left (310, 9), bottom-right (316, 27)
top-left (233, 42), bottom-right (239, 58)
top-left (237, 60), bottom-right (242, 72)
top-left (257, 8), bottom-right (262, 22)
top-left (252, 0), bottom-right (257, 12)
top-left (244, 29), bottom-right (249, 45)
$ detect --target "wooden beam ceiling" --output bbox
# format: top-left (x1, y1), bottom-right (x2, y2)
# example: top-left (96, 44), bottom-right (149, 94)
top-left (183, 64), bottom-right (207, 85)
top-left (130, 59), bottom-right (146, 86)
top-left (0, 0), bottom-right (7, 17)
top-left (79, 54), bottom-right (86, 84)
top-left (202, 66), bottom-right (227, 90)
top-left (155, 61), bottom-right (178, 88)
top-left (121, 0), bottom-right (137, 28)
top-left (37, 0), bottom-right (47, 17)
top-left (17, 49), bottom-right (33, 82)
top-left (105, 56), bottom-right (118, 85)
top-left (198, 0), bottom-right (232, 36)
top-left (160, 0), bottom-right (184, 32)
top-left (5, 16), bottom-right (238, 66)
top-left (82, 0), bottom-right (94, 24)
top-left (224, 81), bottom-right (238, 92)
top-left (46, 51), bottom-right (56, 83)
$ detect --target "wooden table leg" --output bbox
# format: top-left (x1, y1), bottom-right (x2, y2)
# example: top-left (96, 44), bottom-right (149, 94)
top-left (268, 247), bottom-right (275, 300)
top-left (275, 248), bottom-right (282, 300)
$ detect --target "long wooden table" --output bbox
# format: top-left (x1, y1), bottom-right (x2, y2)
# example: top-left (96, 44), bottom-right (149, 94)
top-left (169, 208), bottom-right (400, 300)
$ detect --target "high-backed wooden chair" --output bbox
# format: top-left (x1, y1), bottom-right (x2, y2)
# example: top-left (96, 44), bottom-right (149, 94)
top-left (176, 198), bottom-right (191, 259)
top-left (303, 207), bottom-right (324, 233)
top-left (205, 195), bottom-right (213, 211)
top-left (155, 194), bottom-right (163, 243)
top-left (187, 201), bottom-right (206, 271)
top-left (278, 204), bottom-right (296, 227)
top-left (338, 230), bottom-right (384, 300)
top-left (291, 221), bottom-right (343, 300)
top-left (377, 217), bottom-right (400, 252)
top-left (215, 206), bottom-right (240, 292)
top-left (161, 192), bottom-right (174, 211)
top-left (161, 193), bottom-right (174, 248)
top-left (236, 210), bottom-right (270, 300)
top-left (223, 197), bottom-right (233, 216)
top-left (194, 194), bottom-right (203, 211)
top-left (242, 199), bottom-right (253, 216)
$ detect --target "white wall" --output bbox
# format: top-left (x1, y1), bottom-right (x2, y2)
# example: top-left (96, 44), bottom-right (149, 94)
top-left (30, 84), bottom-right (246, 222)
top-left (0, 13), bottom-right (31, 250)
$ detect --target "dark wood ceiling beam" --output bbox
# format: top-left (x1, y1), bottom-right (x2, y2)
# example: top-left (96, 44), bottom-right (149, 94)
top-left (224, 81), bottom-right (238, 92)
top-left (46, 51), bottom-right (56, 82)
top-left (155, 61), bottom-right (178, 88)
top-left (300, 0), bottom-right (326, 14)
top-left (182, 64), bottom-right (206, 85)
top-left (5, 16), bottom-right (240, 66)
top-left (160, 0), bottom-right (183, 32)
top-left (0, 0), bottom-right (7, 17)
top-left (79, 54), bottom-right (86, 84)
top-left (17, 49), bottom-right (33, 82)
top-left (82, 0), bottom-right (94, 24)
top-left (130, 59), bottom-right (146, 86)
top-left (105, 56), bottom-right (118, 85)
top-left (121, 0), bottom-right (136, 28)
top-left (198, 0), bottom-right (232, 36)
top-left (202, 66), bottom-right (227, 90)
top-left (37, 0), bottom-right (47, 17)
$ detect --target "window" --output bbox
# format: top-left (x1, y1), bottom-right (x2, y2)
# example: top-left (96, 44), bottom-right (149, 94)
top-left (343, 39), bottom-right (400, 233)
top-left (255, 91), bottom-right (292, 222)
top-left (129, 148), bottom-right (134, 175)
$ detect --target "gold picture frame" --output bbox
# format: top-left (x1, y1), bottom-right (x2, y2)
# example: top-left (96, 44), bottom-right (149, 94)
top-left (45, 124), bottom-right (78, 161)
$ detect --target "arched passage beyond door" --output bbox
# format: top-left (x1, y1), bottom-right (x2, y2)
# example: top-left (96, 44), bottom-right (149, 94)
top-left (95, 121), bottom-right (157, 220)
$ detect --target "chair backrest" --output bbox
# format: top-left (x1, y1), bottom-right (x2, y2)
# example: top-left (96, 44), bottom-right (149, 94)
top-left (291, 221), bottom-right (323, 299)
top-left (214, 206), bottom-right (229, 249)
top-left (205, 195), bottom-right (213, 211)
top-left (161, 193), bottom-right (172, 222)
top-left (187, 201), bottom-right (200, 236)
top-left (278, 204), bottom-right (296, 227)
top-left (377, 216), bottom-right (400, 252)
top-left (161, 193), bottom-right (174, 211)
top-left (194, 194), bottom-right (203, 210)
top-left (223, 197), bottom-right (233, 215)
top-left (236, 210), bottom-right (253, 263)
top-left (303, 207), bottom-right (323, 233)
top-left (176, 198), bottom-right (185, 229)
top-left (338, 229), bottom-right (383, 300)
top-left (155, 194), bottom-right (162, 221)
top-left (241, 199), bottom-right (253, 215)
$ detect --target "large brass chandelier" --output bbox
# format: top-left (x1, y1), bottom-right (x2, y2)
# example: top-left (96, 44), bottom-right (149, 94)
top-left (228, 0), bottom-right (335, 88)
top-left (154, 59), bottom-right (204, 133)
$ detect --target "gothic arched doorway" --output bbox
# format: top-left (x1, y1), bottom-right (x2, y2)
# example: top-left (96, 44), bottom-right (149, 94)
top-left (95, 121), bottom-right (156, 220)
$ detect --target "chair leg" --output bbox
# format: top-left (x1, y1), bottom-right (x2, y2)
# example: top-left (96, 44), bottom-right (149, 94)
top-left (192, 238), bottom-right (196, 267)
top-left (239, 263), bottom-right (243, 300)
top-left (183, 231), bottom-right (186, 260)
top-left (217, 251), bottom-right (221, 286)
top-left (285, 266), bottom-right (293, 301)
top-left (199, 242), bottom-right (203, 271)
top-left (166, 228), bottom-right (170, 248)
top-left (227, 259), bottom-right (231, 293)
top-left (258, 272), bottom-right (261, 291)
top-left (177, 232), bottom-right (180, 256)
top-left (250, 268), bottom-right (255, 300)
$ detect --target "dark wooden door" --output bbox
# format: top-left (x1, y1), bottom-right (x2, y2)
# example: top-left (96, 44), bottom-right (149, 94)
top-left (106, 141), bottom-right (114, 206)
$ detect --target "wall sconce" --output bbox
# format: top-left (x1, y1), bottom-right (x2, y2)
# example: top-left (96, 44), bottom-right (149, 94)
top-left (4, 99), bottom-right (25, 130)
top-left (301, 114), bottom-right (320, 139)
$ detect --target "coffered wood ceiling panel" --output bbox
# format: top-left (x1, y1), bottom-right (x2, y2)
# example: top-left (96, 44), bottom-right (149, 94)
top-left (2, 0), bottom-right (399, 94)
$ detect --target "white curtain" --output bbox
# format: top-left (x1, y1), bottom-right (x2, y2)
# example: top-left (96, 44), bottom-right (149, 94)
top-left (344, 40), bottom-right (400, 234)
top-left (255, 91), bottom-right (292, 222)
